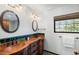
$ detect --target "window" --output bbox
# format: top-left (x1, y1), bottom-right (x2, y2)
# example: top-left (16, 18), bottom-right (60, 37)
top-left (54, 12), bottom-right (79, 33)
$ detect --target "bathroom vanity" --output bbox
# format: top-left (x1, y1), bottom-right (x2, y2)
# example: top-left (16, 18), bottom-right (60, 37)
top-left (0, 33), bottom-right (44, 55)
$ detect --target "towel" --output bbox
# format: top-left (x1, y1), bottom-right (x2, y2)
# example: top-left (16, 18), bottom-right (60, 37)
top-left (62, 36), bottom-right (74, 48)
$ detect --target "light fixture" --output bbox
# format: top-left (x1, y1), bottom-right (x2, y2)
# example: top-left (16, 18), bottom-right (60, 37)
top-left (8, 4), bottom-right (22, 10)
top-left (32, 13), bottom-right (39, 20)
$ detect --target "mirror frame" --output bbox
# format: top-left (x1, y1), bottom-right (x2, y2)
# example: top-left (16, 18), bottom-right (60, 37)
top-left (0, 10), bottom-right (20, 33)
top-left (32, 20), bottom-right (38, 32)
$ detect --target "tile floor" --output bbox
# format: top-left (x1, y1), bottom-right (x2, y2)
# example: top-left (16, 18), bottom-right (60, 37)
top-left (43, 51), bottom-right (55, 55)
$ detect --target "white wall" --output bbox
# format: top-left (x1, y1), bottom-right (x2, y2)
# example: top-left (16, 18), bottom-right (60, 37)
top-left (26, 4), bottom-right (47, 33)
top-left (44, 4), bottom-right (79, 55)
top-left (0, 4), bottom-right (35, 39)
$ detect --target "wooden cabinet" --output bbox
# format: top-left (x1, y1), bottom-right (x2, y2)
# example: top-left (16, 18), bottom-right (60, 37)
top-left (13, 39), bottom-right (44, 55)
top-left (27, 33), bottom-right (44, 55)
top-left (0, 33), bottom-right (44, 55)
top-left (25, 39), bottom-right (44, 55)
top-left (38, 39), bottom-right (44, 54)
top-left (30, 42), bottom-right (39, 54)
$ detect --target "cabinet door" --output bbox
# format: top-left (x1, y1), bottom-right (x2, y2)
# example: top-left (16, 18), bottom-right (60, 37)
top-left (74, 38), bottom-right (79, 54)
top-left (23, 46), bottom-right (31, 55)
top-left (30, 41), bottom-right (39, 55)
top-left (38, 39), bottom-right (44, 54)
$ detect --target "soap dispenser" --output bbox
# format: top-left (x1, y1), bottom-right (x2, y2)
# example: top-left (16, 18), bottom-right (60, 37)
top-left (27, 37), bottom-right (30, 40)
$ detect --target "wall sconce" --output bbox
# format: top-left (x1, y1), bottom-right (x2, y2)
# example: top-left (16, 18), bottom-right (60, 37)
top-left (31, 13), bottom-right (39, 20)
top-left (8, 4), bottom-right (23, 10)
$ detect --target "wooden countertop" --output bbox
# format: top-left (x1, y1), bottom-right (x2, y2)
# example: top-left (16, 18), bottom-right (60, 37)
top-left (0, 37), bottom-right (43, 55)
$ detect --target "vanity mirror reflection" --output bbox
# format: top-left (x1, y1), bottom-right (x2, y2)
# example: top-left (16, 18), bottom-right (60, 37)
top-left (0, 10), bottom-right (20, 33)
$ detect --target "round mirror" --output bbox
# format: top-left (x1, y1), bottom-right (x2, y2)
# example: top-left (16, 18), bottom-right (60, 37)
top-left (0, 10), bottom-right (20, 33)
top-left (32, 20), bottom-right (38, 32)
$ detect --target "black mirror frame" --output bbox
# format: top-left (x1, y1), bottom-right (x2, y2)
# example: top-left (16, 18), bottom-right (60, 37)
top-left (0, 10), bottom-right (20, 33)
top-left (32, 20), bottom-right (38, 32)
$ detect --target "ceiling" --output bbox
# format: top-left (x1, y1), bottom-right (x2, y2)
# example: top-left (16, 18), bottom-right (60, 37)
top-left (24, 4), bottom-right (79, 13)
top-left (23, 4), bottom-right (79, 17)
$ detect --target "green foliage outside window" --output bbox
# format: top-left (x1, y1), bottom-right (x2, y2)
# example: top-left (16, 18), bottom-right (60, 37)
top-left (55, 19), bottom-right (79, 32)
